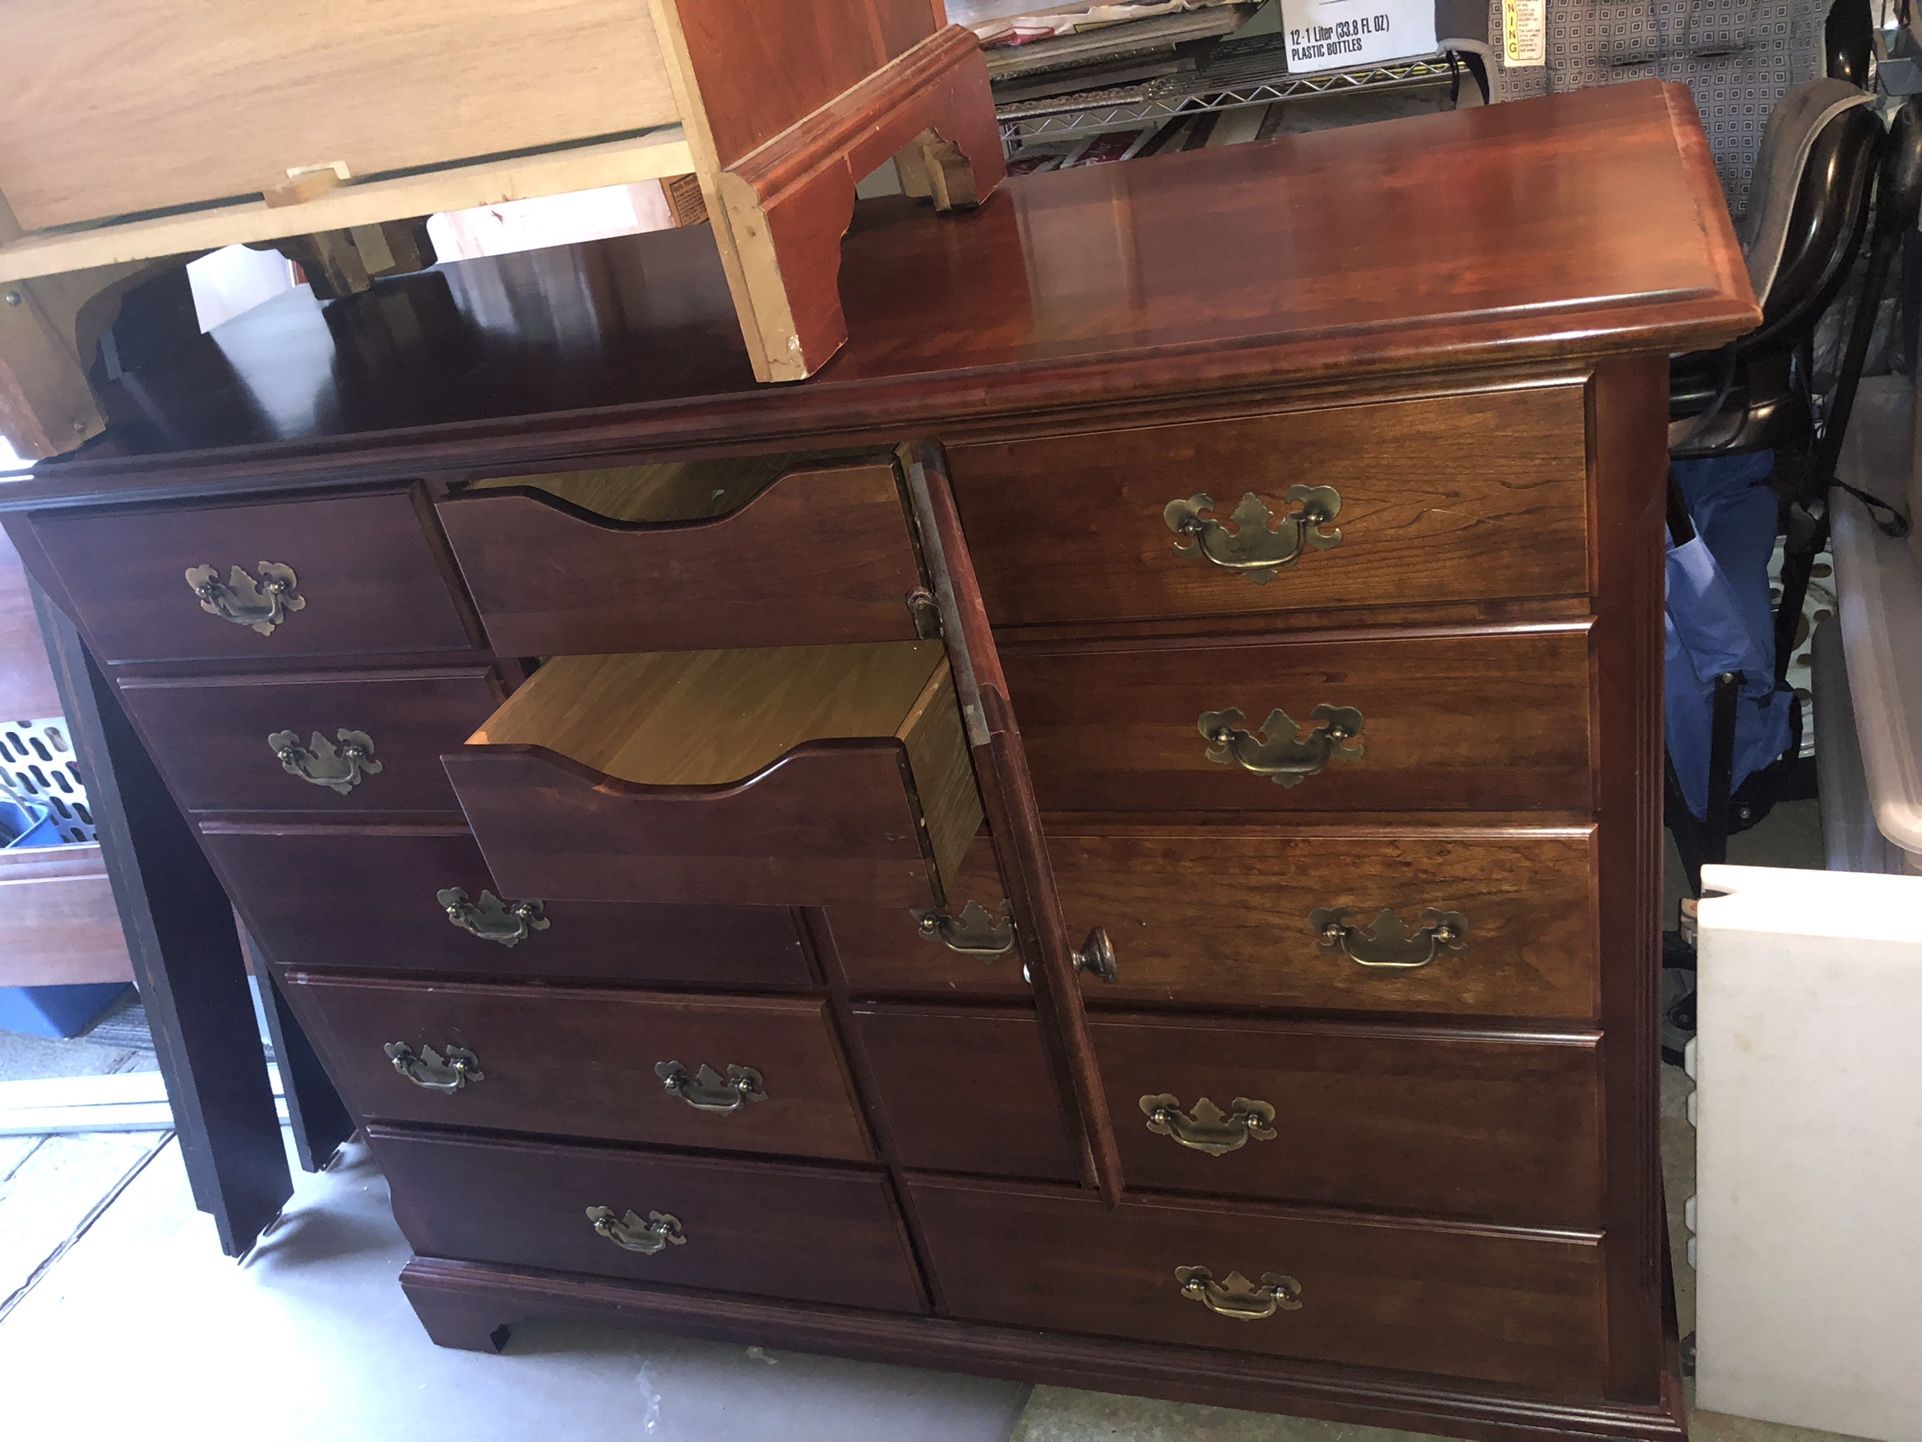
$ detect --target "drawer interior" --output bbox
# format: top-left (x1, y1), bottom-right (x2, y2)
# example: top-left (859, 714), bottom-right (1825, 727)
top-left (449, 641), bottom-right (983, 907)
top-left (467, 455), bottom-right (808, 524)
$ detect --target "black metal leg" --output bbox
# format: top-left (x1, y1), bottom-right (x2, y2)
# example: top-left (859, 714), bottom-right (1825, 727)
top-left (251, 937), bottom-right (354, 1173)
top-left (31, 579), bottom-right (291, 1257)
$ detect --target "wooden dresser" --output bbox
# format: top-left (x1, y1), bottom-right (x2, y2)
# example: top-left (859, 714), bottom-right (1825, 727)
top-left (0, 83), bottom-right (1755, 1442)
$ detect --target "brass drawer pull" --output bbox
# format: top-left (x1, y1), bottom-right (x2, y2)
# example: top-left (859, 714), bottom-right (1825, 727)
top-left (1164, 487), bottom-right (1342, 583)
top-left (1140, 1093), bottom-right (1276, 1156)
top-left (1312, 907), bottom-right (1468, 969)
top-left (656, 1061), bottom-right (767, 1114)
top-left (1176, 1266), bottom-right (1303, 1321)
top-left (269, 728), bottom-right (381, 794)
top-left (914, 900), bottom-right (1015, 958)
top-left (184, 561), bottom-right (304, 634)
top-left (586, 1206), bottom-right (686, 1255)
top-left (384, 1042), bottom-right (482, 1091)
top-left (438, 887), bottom-right (549, 947)
top-left (1198, 705), bottom-right (1363, 787)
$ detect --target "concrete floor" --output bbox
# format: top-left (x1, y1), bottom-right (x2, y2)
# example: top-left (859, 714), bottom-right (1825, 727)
top-left (0, 800), bottom-right (1874, 1441)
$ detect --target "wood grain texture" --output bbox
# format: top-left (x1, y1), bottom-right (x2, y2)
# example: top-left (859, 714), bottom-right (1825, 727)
top-left (0, 84), bottom-right (1756, 492)
top-left (1091, 1015), bottom-right (1604, 1227)
top-left (29, 491), bottom-right (475, 665)
top-left (398, 1256), bottom-right (1688, 1442)
top-left (830, 822), bottom-right (1600, 1019)
top-left (118, 667), bottom-right (499, 816)
top-left (946, 383), bottom-right (1591, 628)
top-left (290, 976), bottom-right (873, 1163)
top-left (204, 823), bottom-right (810, 989)
top-left (440, 460), bottom-right (928, 656)
top-left (373, 1128), bottom-right (923, 1314)
top-left (0, 0), bottom-right (677, 230)
top-left (472, 643), bottom-right (949, 786)
top-left (1002, 626), bottom-right (1594, 815)
top-left (908, 1178), bottom-right (1607, 1394)
top-left (849, 1005), bottom-right (1082, 1182)
top-left (0, 841), bottom-right (132, 986)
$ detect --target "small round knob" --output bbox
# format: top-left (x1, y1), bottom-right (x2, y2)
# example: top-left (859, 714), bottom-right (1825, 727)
top-left (276, 744), bottom-right (301, 763)
top-left (1433, 922), bottom-right (1460, 946)
top-left (1320, 921), bottom-right (1345, 945)
top-left (338, 741), bottom-right (366, 760)
top-left (262, 575), bottom-right (291, 595)
top-left (1210, 726), bottom-right (1235, 745)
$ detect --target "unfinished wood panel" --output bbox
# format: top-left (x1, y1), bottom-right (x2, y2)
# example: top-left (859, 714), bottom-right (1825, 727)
top-left (0, 1), bottom-right (678, 231)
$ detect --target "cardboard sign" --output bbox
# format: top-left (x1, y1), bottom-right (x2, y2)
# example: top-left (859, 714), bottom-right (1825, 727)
top-left (1280, 0), bottom-right (1438, 73)
top-left (1503, 0), bottom-right (1546, 65)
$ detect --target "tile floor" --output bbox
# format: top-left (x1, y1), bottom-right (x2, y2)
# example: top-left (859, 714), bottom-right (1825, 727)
top-left (0, 801), bottom-right (1875, 1441)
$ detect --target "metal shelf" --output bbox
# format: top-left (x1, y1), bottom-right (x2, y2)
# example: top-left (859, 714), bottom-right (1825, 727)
top-left (997, 34), bottom-right (1457, 145)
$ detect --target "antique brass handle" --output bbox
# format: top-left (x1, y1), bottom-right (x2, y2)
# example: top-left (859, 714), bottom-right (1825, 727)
top-left (1312, 907), bottom-right (1468, 969)
top-left (1198, 705), bottom-right (1363, 788)
top-left (914, 900), bottom-right (1015, 959)
top-left (656, 1061), bottom-right (767, 1114)
top-left (1175, 1266), bottom-right (1303, 1321)
top-left (384, 1042), bottom-right (482, 1091)
top-left (184, 562), bottom-right (304, 635)
top-left (1164, 487), bottom-right (1342, 584)
top-left (438, 888), bottom-right (549, 948)
top-left (1140, 1093), bottom-right (1277, 1156)
top-left (269, 728), bottom-right (381, 794)
top-left (586, 1207), bottom-right (686, 1255)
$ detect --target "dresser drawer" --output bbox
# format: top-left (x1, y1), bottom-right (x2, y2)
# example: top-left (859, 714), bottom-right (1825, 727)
top-left (31, 491), bottom-right (474, 665)
top-left (207, 825), bottom-right (810, 988)
top-left (909, 1179), bottom-right (1606, 1393)
top-left (1005, 626), bottom-right (1593, 814)
top-left (946, 385), bottom-right (1589, 628)
top-left (119, 668), bottom-right (501, 815)
top-left (372, 1128), bottom-right (923, 1314)
top-left (292, 977), bottom-right (873, 1162)
top-left (831, 824), bottom-right (1598, 1019)
top-left (1093, 1015), bottom-right (1603, 1226)
top-left (445, 641), bottom-right (981, 908)
top-left (439, 456), bottom-right (927, 657)
top-left (851, 1006), bottom-right (1081, 1182)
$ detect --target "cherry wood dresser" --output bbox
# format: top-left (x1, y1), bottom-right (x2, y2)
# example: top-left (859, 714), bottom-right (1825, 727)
top-left (0, 82), bottom-right (1755, 1442)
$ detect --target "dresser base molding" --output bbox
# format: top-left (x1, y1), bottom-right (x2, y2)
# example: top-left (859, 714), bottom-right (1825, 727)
top-left (398, 1257), bottom-right (1688, 1442)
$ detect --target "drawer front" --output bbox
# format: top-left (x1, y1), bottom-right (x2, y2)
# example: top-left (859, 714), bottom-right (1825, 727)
top-left (831, 825), bottom-right (1599, 1020)
top-left (32, 492), bottom-right (474, 664)
top-left (371, 1128), bottom-right (923, 1314)
top-left (1004, 627), bottom-right (1593, 814)
top-left (293, 978), bottom-right (872, 1162)
top-left (438, 462), bottom-right (926, 656)
top-left (206, 825), bottom-right (810, 988)
top-left (910, 1179), bottom-right (1606, 1393)
top-left (121, 669), bottom-right (500, 815)
top-left (946, 386), bottom-right (1589, 628)
top-left (448, 743), bottom-right (959, 909)
top-left (1093, 1016), bottom-right (1604, 1226)
top-left (850, 1006), bottom-right (1081, 1181)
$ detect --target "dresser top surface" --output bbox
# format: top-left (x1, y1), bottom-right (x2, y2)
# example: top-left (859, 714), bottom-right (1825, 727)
top-left (11, 80), bottom-right (1754, 499)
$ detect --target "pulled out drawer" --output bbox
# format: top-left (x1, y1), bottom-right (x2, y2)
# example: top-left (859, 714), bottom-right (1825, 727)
top-left (1093, 1014), bottom-right (1604, 1227)
top-left (1003, 626), bottom-right (1593, 814)
top-left (206, 824), bottom-right (810, 989)
top-left (31, 491), bottom-right (474, 665)
top-left (444, 641), bottom-right (981, 908)
top-left (909, 1178), bottom-right (1606, 1393)
top-left (122, 667), bottom-right (501, 816)
top-left (290, 976), bottom-right (873, 1162)
top-left (371, 1128), bottom-right (924, 1314)
top-left (438, 456), bottom-right (928, 657)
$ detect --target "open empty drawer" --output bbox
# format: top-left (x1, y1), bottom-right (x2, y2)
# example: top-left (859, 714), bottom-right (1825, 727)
top-left (442, 641), bottom-right (981, 908)
top-left (437, 456), bottom-right (930, 657)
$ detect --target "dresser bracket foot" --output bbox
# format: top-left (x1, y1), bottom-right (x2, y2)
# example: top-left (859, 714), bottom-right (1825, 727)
top-left (401, 1262), bottom-right (523, 1353)
top-left (712, 24), bottom-right (1005, 383)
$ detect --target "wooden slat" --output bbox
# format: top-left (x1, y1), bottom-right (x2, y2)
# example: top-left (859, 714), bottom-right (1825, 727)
top-left (0, 841), bottom-right (133, 988)
top-left (0, 129), bottom-right (694, 285)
